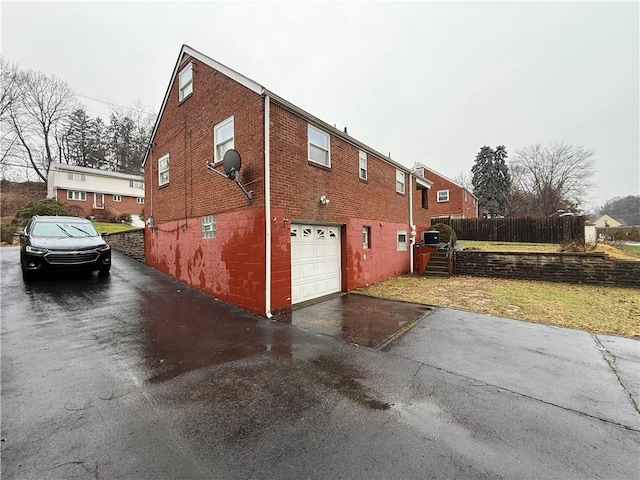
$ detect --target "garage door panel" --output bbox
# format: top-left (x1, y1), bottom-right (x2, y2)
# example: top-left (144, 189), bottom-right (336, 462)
top-left (291, 224), bottom-right (341, 304)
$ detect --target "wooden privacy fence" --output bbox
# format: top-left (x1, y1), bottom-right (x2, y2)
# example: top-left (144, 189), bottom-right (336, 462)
top-left (432, 216), bottom-right (585, 243)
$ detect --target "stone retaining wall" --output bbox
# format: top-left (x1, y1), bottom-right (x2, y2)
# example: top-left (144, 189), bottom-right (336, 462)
top-left (105, 228), bottom-right (145, 262)
top-left (455, 251), bottom-right (640, 288)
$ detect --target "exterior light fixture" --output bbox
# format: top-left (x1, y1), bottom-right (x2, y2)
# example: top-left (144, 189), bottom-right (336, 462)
top-left (320, 195), bottom-right (330, 205)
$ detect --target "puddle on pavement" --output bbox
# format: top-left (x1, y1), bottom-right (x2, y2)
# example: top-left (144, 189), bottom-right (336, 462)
top-left (277, 294), bottom-right (432, 348)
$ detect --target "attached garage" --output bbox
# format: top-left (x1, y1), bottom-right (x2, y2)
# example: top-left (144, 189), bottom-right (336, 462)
top-left (290, 224), bottom-right (341, 304)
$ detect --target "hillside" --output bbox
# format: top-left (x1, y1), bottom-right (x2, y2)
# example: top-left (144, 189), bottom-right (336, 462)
top-left (1, 180), bottom-right (47, 223)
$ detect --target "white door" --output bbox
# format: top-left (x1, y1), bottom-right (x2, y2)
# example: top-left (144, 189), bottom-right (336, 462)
top-left (291, 224), bottom-right (341, 304)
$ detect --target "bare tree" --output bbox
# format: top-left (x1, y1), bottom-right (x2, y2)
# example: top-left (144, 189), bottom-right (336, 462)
top-left (3, 66), bottom-right (77, 183)
top-left (509, 143), bottom-right (596, 217)
top-left (453, 171), bottom-right (473, 191)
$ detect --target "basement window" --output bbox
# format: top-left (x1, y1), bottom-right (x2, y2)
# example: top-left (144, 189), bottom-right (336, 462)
top-left (363, 226), bottom-right (371, 249)
top-left (437, 190), bottom-right (449, 202)
top-left (397, 230), bottom-right (407, 251)
top-left (201, 215), bottom-right (216, 238)
top-left (178, 62), bottom-right (193, 102)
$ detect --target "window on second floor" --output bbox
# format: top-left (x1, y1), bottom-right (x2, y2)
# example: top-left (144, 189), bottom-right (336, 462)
top-left (158, 154), bottom-right (169, 186)
top-left (396, 170), bottom-right (405, 194)
top-left (308, 124), bottom-right (330, 167)
top-left (178, 62), bottom-right (193, 102)
top-left (437, 190), bottom-right (450, 202)
top-left (359, 151), bottom-right (368, 180)
top-left (130, 180), bottom-right (144, 189)
top-left (67, 191), bottom-right (86, 201)
top-left (67, 173), bottom-right (86, 182)
top-left (214, 116), bottom-right (234, 163)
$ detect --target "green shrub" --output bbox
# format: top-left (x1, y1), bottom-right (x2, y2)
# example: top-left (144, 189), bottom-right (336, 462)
top-left (15, 198), bottom-right (69, 224)
top-left (628, 226), bottom-right (640, 242)
top-left (117, 213), bottom-right (132, 224)
top-left (430, 223), bottom-right (457, 245)
top-left (1, 223), bottom-right (18, 244)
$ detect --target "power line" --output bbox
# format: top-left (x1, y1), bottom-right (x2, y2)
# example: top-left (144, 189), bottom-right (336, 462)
top-left (76, 94), bottom-right (155, 114)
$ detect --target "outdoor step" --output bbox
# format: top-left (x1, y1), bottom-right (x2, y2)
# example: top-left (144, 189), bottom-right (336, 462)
top-left (423, 271), bottom-right (450, 278)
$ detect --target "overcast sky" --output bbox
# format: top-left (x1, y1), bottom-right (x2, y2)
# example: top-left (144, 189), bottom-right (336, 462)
top-left (2, 1), bottom-right (638, 210)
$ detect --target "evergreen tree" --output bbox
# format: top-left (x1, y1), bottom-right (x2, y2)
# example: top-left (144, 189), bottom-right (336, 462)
top-left (471, 145), bottom-right (511, 216)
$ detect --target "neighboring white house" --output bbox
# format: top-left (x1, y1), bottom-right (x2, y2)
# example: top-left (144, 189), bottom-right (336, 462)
top-left (48, 163), bottom-right (145, 225)
top-left (592, 214), bottom-right (624, 228)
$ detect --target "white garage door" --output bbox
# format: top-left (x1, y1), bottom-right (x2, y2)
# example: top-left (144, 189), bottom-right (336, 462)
top-left (291, 224), bottom-right (341, 304)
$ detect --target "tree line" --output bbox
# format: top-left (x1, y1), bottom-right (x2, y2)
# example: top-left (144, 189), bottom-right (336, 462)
top-left (466, 142), bottom-right (597, 218)
top-left (0, 57), bottom-right (154, 185)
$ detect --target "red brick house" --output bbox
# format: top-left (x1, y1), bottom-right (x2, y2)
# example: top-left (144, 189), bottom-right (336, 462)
top-left (47, 162), bottom-right (145, 223)
top-left (143, 45), bottom-right (433, 317)
top-left (414, 164), bottom-right (478, 219)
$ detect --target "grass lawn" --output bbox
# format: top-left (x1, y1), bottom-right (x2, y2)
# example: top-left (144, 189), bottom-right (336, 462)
top-left (93, 222), bottom-right (140, 234)
top-left (458, 240), bottom-right (639, 261)
top-left (359, 275), bottom-right (640, 338)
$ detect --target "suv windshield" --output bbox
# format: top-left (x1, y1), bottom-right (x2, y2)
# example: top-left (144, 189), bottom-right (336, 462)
top-left (32, 222), bottom-right (99, 238)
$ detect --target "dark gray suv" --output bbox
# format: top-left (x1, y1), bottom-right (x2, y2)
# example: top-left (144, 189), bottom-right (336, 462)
top-left (16, 215), bottom-right (111, 280)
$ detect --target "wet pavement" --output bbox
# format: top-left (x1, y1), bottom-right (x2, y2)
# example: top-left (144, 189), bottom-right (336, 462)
top-left (2, 247), bottom-right (639, 479)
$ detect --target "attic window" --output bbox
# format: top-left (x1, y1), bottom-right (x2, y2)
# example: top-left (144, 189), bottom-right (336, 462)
top-left (179, 63), bottom-right (193, 102)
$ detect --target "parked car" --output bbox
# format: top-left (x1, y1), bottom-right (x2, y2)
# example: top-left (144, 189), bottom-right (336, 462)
top-left (15, 215), bottom-right (111, 280)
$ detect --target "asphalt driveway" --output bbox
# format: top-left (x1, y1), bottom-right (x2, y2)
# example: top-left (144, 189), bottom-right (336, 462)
top-left (1, 248), bottom-right (639, 479)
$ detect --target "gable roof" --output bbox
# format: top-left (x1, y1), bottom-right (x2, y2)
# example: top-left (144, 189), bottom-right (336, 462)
top-left (414, 163), bottom-right (477, 199)
top-left (143, 45), bottom-right (412, 175)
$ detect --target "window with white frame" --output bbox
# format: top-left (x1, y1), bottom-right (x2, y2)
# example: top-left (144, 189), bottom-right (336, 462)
top-left (308, 124), bottom-right (330, 167)
top-left (113, 195), bottom-right (122, 202)
top-left (67, 173), bottom-right (86, 182)
top-left (214, 116), bottom-right (234, 163)
top-left (136, 197), bottom-right (144, 204)
top-left (178, 62), bottom-right (193, 101)
top-left (158, 154), bottom-right (169, 186)
top-left (201, 215), bottom-right (216, 238)
top-left (396, 170), bottom-right (405, 194)
top-left (359, 150), bottom-right (368, 180)
top-left (67, 191), bottom-right (86, 201)
top-left (363, 226), bottom-right (371, 249)
top-left (437, 190), bottom-right (450, 202)
top-left (129, 180), bottom-right (144, 189)
top-left (397, 230), bottom-right (408, 251)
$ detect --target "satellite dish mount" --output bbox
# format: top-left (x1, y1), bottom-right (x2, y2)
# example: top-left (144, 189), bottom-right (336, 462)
top-left (206, 149), bottom-right (253, 202)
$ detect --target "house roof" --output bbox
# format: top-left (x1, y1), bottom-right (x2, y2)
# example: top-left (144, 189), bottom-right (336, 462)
top-left (48, 162), bottom-right (144, 181)
top-left (143, 45), bottom-right (414, 175)
top-left (414, 163), bottom-right (477, 199)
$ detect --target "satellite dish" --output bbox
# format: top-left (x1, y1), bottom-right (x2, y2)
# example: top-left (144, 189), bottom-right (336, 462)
top-left (223, 149), bottom-right (241, 180)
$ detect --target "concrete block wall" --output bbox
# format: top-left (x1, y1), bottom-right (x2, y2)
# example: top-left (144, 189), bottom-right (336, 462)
top-left (455, 251), bottom-right (640, 288)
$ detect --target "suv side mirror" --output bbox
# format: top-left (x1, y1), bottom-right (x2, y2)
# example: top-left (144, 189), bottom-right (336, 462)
top-left (14, 231), bottom-right (25, 237)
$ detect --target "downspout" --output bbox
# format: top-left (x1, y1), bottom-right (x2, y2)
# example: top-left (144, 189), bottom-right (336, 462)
top-left (264, 94), bottom-right (273, 319)
top-left (409, 172), bottom-right (416, 273)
